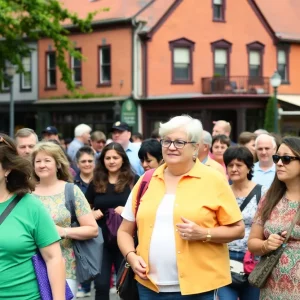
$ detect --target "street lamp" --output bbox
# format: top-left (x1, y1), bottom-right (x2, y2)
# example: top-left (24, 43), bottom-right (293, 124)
top-left (270, 70), bottom-right (282, 133)
top-left (5, 62), bottom-right (16, 138)
top-left (113, 101), bottom-right (121, 122)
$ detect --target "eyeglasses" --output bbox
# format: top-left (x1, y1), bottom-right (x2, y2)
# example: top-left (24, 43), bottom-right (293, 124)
top-left (79, 160), bottom-right (94, 164)
top-left (272, 155), bottom-right (300, 165)
top-left (160, 139), bottom-right (195, 149)
top-left (0, 136), bottom-right (13, 149)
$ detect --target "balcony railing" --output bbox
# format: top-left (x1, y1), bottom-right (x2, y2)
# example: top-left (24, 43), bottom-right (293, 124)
top-left (201, 76), bottom-right (270, 95)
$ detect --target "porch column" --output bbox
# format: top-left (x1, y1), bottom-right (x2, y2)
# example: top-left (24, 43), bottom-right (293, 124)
top-left (236, 108), bottom-right (246, 137)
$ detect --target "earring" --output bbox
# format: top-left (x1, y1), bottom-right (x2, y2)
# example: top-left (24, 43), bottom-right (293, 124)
top-left (192, 154), bottom-right (197, 162)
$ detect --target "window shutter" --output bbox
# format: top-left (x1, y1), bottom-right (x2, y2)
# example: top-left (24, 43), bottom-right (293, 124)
top-left (215, 49), bottom-right (227, 64)
top-left (278, 50), bottom-right (286, 64)
top-left (249, 51), bottom-right (260, 65)
top-left (214, 0), bottom-right (222, 4)
top-left (174, 48), bottom-right (190, 64)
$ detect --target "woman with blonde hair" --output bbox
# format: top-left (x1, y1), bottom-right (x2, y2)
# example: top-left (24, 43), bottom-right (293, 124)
top-left (0, 134), bottom-right (66, 299)
top-left (31, 142), bottom-right (98, 298)
top-left (118, 115), bottom-right (245, 299)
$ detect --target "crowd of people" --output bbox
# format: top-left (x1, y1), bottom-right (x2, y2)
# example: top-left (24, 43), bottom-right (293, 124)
top-left (0, 116), bottom-right (299, 300)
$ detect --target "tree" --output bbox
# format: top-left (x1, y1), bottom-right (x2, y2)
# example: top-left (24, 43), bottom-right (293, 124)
top-left (264, 96), bottom-right (275, 132)
top-left (0, 0), bottom-right (108, 91)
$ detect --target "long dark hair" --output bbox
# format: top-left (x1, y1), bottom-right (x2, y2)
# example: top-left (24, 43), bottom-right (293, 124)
top-left (93, 142), bottom-right (135, 193)
top-left (261, 137), bottom-right (300, 222)
top-left (0, 133), bottom-right (35, 195)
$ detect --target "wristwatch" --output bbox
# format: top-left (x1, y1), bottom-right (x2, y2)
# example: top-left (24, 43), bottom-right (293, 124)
top-left (202, 229), bottom-right (212, 243)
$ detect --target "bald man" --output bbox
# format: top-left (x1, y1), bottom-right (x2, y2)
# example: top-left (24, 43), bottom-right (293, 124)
top-left (212, 120), bottom-right (236, 146)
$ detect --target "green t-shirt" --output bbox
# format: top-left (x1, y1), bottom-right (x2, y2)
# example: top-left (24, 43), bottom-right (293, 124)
top-left (0, 194), bottom-right (60, 299)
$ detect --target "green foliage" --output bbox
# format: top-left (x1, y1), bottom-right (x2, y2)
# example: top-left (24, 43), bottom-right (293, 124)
top-left (0, 0), bottom-right (109, 90)
top-left (49, 93), bottom-right (114, 99)
top-left (264, 96), bottom-right (275, 132)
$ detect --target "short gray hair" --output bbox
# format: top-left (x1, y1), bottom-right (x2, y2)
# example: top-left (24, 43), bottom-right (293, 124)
top-left (74, 124), bottom-right (92, 137)
top-left (15, 128), bottom-right (38, 143)
top-left (255, 133), bottom-right (276, 149)
top-left (159, 115), bottom-right (203, 143)
top-left (202, 130), bottom-right (212, 146)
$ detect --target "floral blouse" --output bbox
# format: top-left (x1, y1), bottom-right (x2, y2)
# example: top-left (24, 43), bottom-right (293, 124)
top-left (34, 184), bottom-right (91, 280)
top-left (228, 185), bottom-right (267, 253)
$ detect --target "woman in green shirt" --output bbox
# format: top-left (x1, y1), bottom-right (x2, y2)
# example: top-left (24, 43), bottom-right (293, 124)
top-left (0, 133), bottom-right (66, 300)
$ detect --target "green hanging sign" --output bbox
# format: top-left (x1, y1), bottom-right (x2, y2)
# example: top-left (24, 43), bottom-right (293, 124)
top-left (121, 99), bottom-right (137, 126)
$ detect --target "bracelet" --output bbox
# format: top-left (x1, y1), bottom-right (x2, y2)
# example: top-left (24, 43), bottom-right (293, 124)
top-left (62, 228), bottom-right (68, 239)
top-left (125, 250), bottom-right (136, 262)
top-left (263, 240), bottom-right (268, 252)
top-left (202, 229), bottom-right (212, 243)
top-left (261, 240), bottom-right (267, 254)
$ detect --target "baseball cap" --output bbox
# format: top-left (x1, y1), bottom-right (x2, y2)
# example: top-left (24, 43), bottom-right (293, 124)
top-left (111, 121), bottom-right (130, 132)
top-left (42, 126), bottom-right (58, 135)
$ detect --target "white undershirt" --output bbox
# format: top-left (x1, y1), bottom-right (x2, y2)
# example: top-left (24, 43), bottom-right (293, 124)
top-left (122, 193), bottom-right (180, 292)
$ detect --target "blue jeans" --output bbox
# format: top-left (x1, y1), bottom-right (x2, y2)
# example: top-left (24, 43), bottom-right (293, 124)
top-left (217, 251), bottom-right (260, 300)
top-left (137, 283), bottom-right (216, 300)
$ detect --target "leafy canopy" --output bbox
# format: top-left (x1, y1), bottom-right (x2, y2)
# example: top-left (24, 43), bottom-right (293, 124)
top-left (0, 0), bottom-right (108, 90)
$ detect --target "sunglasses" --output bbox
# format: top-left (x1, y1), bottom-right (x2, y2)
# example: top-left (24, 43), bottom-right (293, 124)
top-left (272, 155), bottom-right (300, 165)
top-left (0, 136), bottom-right (13, 149)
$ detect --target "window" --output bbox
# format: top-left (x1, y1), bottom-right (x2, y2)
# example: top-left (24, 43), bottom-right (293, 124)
top-left (169, 38), bottom-right (195, 84)
top-left (211, 39), bottom-right (232, 77)
top-left (46, 52), bottom-right (56, 88)
top-left (174, 48), bottom-right (190, 80)
top-left (1, 77), bottom-right (10, 92)
top-left (20, 55), bottom-right (32, 90)
top-left (249, 51), bottom-right (261, 77)
top-left (277, 46), bottom-right (290, 83)
top-left (247, 42), bottom-right (265, 78)
top-left (213, 0), bottom-right (225, 21)
top-left (99, 46), bottom-right (111, 85)
top-left (71, 49), bottom-right (82, 85)
top-left (214, 49), bottom-right (227, 76)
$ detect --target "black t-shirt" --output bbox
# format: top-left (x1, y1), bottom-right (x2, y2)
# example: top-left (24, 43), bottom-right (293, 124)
top-left (85, 175), bottom-right (139, 241)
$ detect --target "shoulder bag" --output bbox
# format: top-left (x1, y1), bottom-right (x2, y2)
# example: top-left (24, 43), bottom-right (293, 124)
top-left (248, 203), bottom-right (300, 288)
top-left (0, 195), bottom-right (73, 300)
top-left (230, 184), bottom-right (262, 289)
top-left (64, 182), bottom-right (104, 283)
top-left (116, 168), bottom-right (155, 300)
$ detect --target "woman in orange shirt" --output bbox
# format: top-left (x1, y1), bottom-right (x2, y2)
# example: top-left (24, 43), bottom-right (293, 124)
top-left (118, 115), bottom-right (245, 300)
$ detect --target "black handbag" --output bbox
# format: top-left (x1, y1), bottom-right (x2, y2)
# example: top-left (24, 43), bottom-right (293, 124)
top-left (116, 169), bottom-right (155, 300)
top-left (65, 183), bottom-right (104, 283)
top-left (230, 184), bottom-right (261, 288)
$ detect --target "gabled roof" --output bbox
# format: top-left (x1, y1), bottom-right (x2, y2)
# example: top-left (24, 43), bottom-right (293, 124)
top-left (61, 0), bottom-right (153, 23)
top-left (254, 0), bottom-right (300, 42)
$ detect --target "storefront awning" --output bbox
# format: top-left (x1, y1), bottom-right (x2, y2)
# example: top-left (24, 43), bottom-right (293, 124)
top-left (278, 94), bottom-right (300, 107)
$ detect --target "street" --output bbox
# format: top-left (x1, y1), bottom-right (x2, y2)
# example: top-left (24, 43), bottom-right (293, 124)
top-left (85, 288), bottom-right (119, 300)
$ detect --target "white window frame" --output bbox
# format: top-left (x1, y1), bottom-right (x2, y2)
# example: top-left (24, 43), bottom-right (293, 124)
top-left (99, 46), bottom-right (111, 84)
top-left (21, 55), bottom-right (32, 90)
top-left (46, 52), bottom-right (56, 88)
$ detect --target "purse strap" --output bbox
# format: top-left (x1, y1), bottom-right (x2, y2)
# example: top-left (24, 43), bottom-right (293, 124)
top-left (0, 195), bottom-right (22, 225)
top-left (64, 182), bottom-right (77, 224)
top-left (239, 184), bottom-right (262, 212)
top-left (134, 168), bottom-right (155, 218)
top-left (283, 204), bottom-right (300, 244)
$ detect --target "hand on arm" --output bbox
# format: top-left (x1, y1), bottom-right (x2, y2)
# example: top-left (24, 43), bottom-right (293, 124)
top-left (114, 206), bottom-right (124, 215)
top-left (248, 224), bottom-right (286, 256)
top-left (92, 208), bottom-right (103, 220)
top-left (117, 219), bottom-right (148, 280)
top-left (58, 213), bottom-right (98, 240)
top-left (40, 242), bottom-right (65, 300)
top-left (176, 217), bottom-right (245, 243)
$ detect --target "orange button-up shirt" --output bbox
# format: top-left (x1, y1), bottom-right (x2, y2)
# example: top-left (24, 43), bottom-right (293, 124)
top-left (131, 160), bottom-right (242, 295)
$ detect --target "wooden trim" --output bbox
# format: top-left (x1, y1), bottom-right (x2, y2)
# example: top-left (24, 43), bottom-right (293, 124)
top-left (211, 39), bottom-right (232, 77)
top-left (45, 51), bottom-right (57, 90)
top-left (169, 38), bottom-right (195, 84)
top-left (247, 41), bottom-right (265, 77)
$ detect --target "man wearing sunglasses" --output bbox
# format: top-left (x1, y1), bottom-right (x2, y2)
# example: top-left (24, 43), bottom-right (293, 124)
top-left (252, 134), bottom-right (276, 189)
